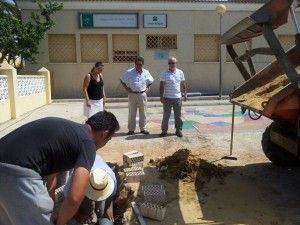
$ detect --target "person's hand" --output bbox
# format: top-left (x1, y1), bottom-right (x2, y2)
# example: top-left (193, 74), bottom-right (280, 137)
top-left (106, 207), bottom-right (114, 222)
top-left (160, 97), bottom-right (164, 104)
top-left (183, 96), bottom-right (187, 102)
top-left (145, 87), bottom-right (150, 93)
top-left (86, 100), bottom-right (91, 107)
top-left (126, 87), bottom-right (133, 93)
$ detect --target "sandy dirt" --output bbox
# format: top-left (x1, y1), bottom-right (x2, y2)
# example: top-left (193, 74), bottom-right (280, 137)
top-left (231, 67), bottom-right (300, 111)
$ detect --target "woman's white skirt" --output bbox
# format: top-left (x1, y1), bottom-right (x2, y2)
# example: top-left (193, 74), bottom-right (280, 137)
top-left (83, 99), bottom-right (103, 118)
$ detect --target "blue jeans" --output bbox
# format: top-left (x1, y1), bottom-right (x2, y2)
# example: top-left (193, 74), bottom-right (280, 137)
top-left (161, 97), bottom-right (183, 132)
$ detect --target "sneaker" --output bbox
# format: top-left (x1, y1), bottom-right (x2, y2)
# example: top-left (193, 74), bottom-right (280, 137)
top-left (127, 131), bottom-right (134, 135)
top-left (141, 130), bottom-right (150, 135)
top-left (176, 130), bottom-right (183, 137)
top-left (160, 132), bottom-right (167, 137)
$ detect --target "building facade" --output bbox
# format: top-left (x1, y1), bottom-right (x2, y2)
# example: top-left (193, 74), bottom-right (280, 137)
top-left (17, 0), bottom-right (299, 98)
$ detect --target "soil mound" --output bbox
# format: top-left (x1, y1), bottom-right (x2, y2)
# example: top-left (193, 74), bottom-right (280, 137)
top-left (155, 149), bottom-right (231, 189)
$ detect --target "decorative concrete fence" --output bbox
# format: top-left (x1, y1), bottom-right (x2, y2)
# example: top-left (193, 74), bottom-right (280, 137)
top-left (0, 63), bottom-right (51, 123)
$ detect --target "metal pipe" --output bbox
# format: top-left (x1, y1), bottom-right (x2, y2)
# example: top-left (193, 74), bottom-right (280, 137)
top-left (230, 103), bottom-right (235, 155)
top-left (290, 4), bottom-right (300, 34)
top-left (219, 14), bottom-right (223, 100)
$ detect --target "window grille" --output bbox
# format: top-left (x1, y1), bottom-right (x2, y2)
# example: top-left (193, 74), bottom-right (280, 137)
top-left (146, 35), bottom-right (177, 49)
top-left (279, 35), bottom-right (295, 51)
top-left (226, 41), bottom-right (252, 62)
top-left (80, 34), bottom-right (108, 63)
top-left (48, 34), bottom-right (76, 63)
top-left (112, 34), bottom-right (139, 62)
top-left (194, 34), bottom-right (219, 62)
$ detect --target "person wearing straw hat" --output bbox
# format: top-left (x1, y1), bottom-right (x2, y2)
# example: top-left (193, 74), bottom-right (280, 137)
top-left (0, 111), bottom-right (120, 225)
top-left (64, 155), bottom-right (117, 225)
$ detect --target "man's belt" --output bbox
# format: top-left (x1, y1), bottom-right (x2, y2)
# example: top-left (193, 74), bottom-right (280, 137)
top-left (133, 91), bottom-right (145, 94)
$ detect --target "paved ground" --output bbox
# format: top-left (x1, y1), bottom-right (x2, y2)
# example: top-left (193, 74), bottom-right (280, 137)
top-left (0, 98), bottom-right (268, 138)
top-left (2, 99), bottom-right (300, 225)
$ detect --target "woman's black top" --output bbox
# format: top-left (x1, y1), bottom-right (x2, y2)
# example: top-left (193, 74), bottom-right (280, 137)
top-left (87, 73), bottom-right (104, 100)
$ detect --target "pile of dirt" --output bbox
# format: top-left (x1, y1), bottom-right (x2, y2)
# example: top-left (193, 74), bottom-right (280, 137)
top-left (155, 149), bottom-right (231, 190)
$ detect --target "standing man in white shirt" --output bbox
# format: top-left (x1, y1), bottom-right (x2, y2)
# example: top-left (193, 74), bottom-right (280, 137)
top-left (160, 56), bottom-right (187, 137)
top-left (120, 56), bottom-right (154, 135)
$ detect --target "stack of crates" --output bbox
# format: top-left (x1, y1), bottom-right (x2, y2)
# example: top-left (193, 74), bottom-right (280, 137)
top-left (140, 185), bottom-right (167, 221)
top-left (123, 150), bottom-right (145, 183)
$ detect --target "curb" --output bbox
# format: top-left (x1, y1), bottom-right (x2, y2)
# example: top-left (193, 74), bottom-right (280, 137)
top-left (52, 96), bottom-right (231, 109)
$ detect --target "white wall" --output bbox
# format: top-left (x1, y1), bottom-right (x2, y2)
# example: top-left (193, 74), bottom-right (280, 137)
top-left (18, 1), bottom-right (300, 98)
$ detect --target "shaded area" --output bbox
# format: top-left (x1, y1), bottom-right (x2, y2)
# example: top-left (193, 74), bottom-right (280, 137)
top-left (109, 163), bottom-right (135, 225)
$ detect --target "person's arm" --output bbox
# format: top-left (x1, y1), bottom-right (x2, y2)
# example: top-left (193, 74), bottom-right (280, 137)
top-left (55, 166), bottom-right (90, 225)
top-left (120, 80), bottom-right (132, 93)
top-left (160, 81), bottom-right (165, 104)
top-left (145, 73), bottom-right (154, 93)
top-left (83, 74), bottom-right (91, 107)
top-left (105, 196), bottom-right (114, 222)
top-left (45, 173), bottom-right (57, 203)
top-left (101, 74), bottom-right (106, 109)
top-left (181, 80), bottom-right (187, 102)
top-left (102, 86), bottom-right (106, 109)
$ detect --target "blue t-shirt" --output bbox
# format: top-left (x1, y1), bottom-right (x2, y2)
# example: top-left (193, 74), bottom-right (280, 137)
top-left (64, 155), bottom-right (117, 200)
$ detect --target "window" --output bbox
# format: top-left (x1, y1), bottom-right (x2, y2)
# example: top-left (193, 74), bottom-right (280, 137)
top-left (194, 34), bottom-right (219, 62)
top-left (48, 34), bottom-right (76, 63)
top-left (146, 35), bottom-right (177, 49)
top-left (80, 34), bottom-right (108, 63)
top-left (226, 41), bottom-right (252, 62)
top-left (279, 35), bottom-right (295, 51)
top-left (112, 34), bottom-right (139, 62)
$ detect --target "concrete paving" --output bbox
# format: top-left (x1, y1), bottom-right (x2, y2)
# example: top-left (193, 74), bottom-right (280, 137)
top-left (0, 97), bottom-right (270, 139)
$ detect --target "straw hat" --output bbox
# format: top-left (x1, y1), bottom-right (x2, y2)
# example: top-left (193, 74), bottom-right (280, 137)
top-left (85, 168), bottom-right (114, 201)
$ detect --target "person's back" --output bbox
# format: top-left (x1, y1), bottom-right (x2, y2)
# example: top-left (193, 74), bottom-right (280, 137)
top-left (0, 111), bottom-right (120, 225)
top-left (0, 117), bottom-right (95, 176)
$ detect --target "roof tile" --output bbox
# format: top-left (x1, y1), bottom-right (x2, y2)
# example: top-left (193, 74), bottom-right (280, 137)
top-left (55, 0), bottom-right (268, 2)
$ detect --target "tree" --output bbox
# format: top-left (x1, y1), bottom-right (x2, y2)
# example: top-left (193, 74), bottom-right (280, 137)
top-left (0, 0), bottom-right (63, 70)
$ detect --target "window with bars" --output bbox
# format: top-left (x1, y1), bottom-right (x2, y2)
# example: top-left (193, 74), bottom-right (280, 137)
top-left (48, 34), bottom-right (76, 63)
top-left (80, 34), bottom-right (108, 63)
top-left (146, 35), bottom-right (177, 49)
top-left (112, 34), bottom-right (139, 62)
top-left (279, 35), bottom-right (295, 51)
top-left (194, 34), bottom-right (219, 62)
top-left (226, 41), bottom-right (252, 62)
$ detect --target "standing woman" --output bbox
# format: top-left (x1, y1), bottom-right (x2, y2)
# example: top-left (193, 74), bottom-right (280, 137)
top-left (83, 62), bottom-right (106, 118)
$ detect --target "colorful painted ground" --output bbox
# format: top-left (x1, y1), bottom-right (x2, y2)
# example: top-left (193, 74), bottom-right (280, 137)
top-left (139, 106), bottom-right (270, 133)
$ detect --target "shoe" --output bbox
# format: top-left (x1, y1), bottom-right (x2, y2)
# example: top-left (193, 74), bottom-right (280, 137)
top-left (141, 130), bottom-right (150, 135)
top-left (160, 132), bottom-right (167, 137)
top-left (127, 131), bottom-right (134, 135)
top-left (176, 130), bottom-right (183, 137)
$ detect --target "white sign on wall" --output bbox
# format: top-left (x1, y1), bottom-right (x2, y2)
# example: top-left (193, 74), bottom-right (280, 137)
top-left (143, 14), bottom-right (167, 28)
top-left (80, 13), bottom-right (138, 28)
